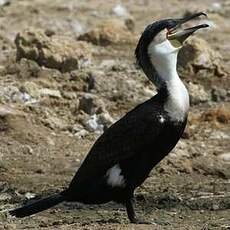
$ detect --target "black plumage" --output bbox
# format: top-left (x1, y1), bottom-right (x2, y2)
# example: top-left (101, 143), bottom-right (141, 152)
top-left (63, 87), bottom-right (186, 205)
top-left (9, 13), bottom-right (208, 223)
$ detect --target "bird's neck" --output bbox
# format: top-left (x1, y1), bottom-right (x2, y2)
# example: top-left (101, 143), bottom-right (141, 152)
top-left (149, 49), bottom-right (189, 122)
top-left (164, 76), bottom-right (190, 122)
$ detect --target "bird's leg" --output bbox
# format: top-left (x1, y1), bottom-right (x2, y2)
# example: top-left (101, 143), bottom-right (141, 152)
top-left (125, 197), bottom-right (151, 224)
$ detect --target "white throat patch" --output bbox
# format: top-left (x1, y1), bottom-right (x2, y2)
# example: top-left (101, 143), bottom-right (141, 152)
top-left (148, 39), bottom-right (189, 122)
top-left (164, 78), bottom-right (189, 122)
top-left (106, 164), bottom-right (125, 187)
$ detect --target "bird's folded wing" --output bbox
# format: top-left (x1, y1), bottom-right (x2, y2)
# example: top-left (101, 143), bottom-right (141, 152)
top-left (71, 102), bottom-right (163, 184)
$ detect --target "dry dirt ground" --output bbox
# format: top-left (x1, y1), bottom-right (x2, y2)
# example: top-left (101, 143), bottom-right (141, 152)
top-left (0, 0), bottom-right (230, 229)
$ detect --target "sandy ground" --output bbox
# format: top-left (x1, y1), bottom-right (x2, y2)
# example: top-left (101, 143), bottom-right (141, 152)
top-left (0, 0), bottom-right (230, 229)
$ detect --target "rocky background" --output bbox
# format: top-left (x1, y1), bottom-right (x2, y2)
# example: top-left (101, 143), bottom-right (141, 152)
top-left (0, 0), bottom-right (229, 229)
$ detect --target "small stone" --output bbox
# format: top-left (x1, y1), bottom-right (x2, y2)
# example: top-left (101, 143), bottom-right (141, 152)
top-left (39, 88), bottom-right (62, 98)
top-left (98, 112), bottom-right (115, 129)
top-left (22, 145), bottom-right (33, 155)
top-left (211, 87), bottom-right (228, 102)
top-left (212, 203), bottom-right (219, 211)
top-left (209, 2), bottom-right (222, 13)
top-left (112, 4), bottom-right (129, 17)
top-left (218, 153), bottom-right (230, 162)
top-left (20, 81), bottom-right (40, 98)
top-left (25, 192), bottom-right (36, 199)
top-left (78, 93), bottom-right (105, 115)
top-left (84, 114), bottom-right (104, 133)
top-left (0, 0), bottom-right (10, 6)
top-left (74, 129), bottom-right (88, 139)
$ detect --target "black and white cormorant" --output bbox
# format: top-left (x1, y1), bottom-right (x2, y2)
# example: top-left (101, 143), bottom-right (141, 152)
top-left (10, 12), bottom-right (209, 223)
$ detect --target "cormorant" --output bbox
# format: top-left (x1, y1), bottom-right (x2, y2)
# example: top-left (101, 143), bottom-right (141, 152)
top-left (9, 12), bottom-right (209, 223)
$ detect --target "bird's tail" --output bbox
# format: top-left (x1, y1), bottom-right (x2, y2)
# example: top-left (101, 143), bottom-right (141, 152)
top-left (9, 193), bottom-right (65, 218)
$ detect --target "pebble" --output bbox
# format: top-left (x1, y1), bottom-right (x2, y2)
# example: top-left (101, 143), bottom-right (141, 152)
top-left (25, 192), bottom-right (36, 199)
top-left (78, 93), bottom-right (105, 115)
top-left (112, 4), bottom-right (129, 17)
top-left (84, 114), bottom-right (104, 133)
top-left (218, 153), bottom-right (230, 162)
top-left (0, 0), bottom-right (10, 6)
top-left (39, 88), bottom-right (62, 98)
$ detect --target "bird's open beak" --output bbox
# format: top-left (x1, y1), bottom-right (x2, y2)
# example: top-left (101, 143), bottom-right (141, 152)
top-left (167, 12), bottom-right (209, 47)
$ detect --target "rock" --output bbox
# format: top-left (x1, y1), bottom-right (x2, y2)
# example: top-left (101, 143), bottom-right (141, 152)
top-left (25, 192), bottom-right (36, 199)
top-left (218, 153), bottom-right (230, 162)
top-left (0, 85), bottom-right (32, 103)
top-left (15, 29), bottom-right (92, 72)
top-left (0, 0), bottom-right (10, 6)
top-left (39, 88), bottom-right (62, 98)
top-left (78, 93), bottom-right (105, 115)
top-left (20, 81), bottom-right (40, 98)
top-left (69, 70), bottom-right (99, 92)
top-left (22, 145), bottom-right (33, 155)
top-left (78, 19), bottom-right (134, 46)
top-left (12, 92), bottom-right (31, 103)
top-left (72, 124), bottom-right (88, 139)
top-left (82, 111), bottom-right (114, 133)
top-left (209, 2), bottom-right (222, 13)
top-left (74, 129), bottom-right (88, 139)
top-left (187, 82), bottom-right (211, 105)
top-left (98, 112), bottom-right (115, 129)
top-left (211, 87), bottom-right (229, 102)
top-left (17, 58), bottom-right (41, 79)
top-left (112, 4), bottom-right (129, 17)
top-left (178, 37), bottom-right (226, 77)
top-left (84, 114), bottom-right (104, 133)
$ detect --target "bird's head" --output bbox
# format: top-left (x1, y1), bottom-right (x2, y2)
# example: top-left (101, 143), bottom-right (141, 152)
top-left (135, 12), bottom-right (209, 88)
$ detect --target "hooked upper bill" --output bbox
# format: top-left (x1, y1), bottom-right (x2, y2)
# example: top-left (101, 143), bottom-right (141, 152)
top-left (167, 12), bottom-right (209, 45)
